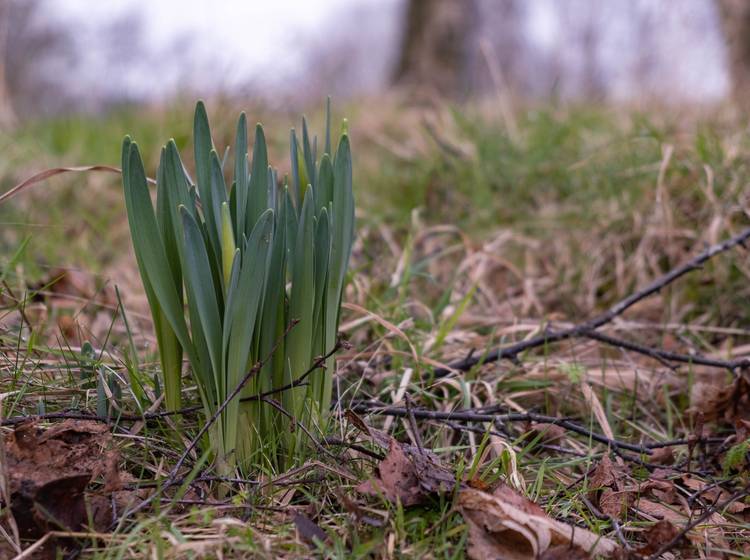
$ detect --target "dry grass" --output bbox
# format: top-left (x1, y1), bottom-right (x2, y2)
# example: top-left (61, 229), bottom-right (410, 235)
top-left (0, 96), bottom-right (750, 557)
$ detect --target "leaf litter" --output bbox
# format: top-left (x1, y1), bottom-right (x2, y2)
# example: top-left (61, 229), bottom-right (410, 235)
top-left (1, 419), bottom-right (135, 552)
top-left (352, 412), bottom-right (617, 558)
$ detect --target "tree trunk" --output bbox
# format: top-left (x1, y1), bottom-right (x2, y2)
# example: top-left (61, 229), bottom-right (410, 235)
top-left (393, 0), bottom-right (477, 97)
top-left (717, 0), bottom-right (750, 111)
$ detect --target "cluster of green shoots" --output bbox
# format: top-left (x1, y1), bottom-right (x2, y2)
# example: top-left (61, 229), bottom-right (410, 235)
top-left (121, 101), bottom-right (354, 472)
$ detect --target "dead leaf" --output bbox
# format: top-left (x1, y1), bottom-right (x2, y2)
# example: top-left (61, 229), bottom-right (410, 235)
top-left (599, 489), bottom-right (629, 519)
top-left (524, 422), bottom-right (565, 446)
top-left (649, 447), bottom-right (674, 465)
top-left (539, 544), bottom-right (591, 559)
top-left (3, 420), bottom-right (123, 539)
top-left (345, 409), bottom-right (393, 449)
top-left (458, 485), bottom-right (617, 560)
top-left (292, 512), bottom-right (327, 547)
top-left (690, 373), bottom-right (750, 424)
top-left (636, 520), bottom-right (679, 555)
top-left (680, 475), bottom-right (747, 513)
top-left (356, 438), bottom-right (454, 506)
top-left (588, 455), bottom-right (631, 521)
top-left (635, 498), bottom-right (730, 551)
top-left (589, 455), bottom-right (619, 491)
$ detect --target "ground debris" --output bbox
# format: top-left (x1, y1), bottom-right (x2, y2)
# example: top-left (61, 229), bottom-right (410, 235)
top-left (355, 437), bottom-right (455, 506)
top-left (458, 484), bottom-right (617, 560)
top-left (588, 455), bottom-right (632, 521)
top-left (2, 419), bottom-right (125, 541)
top-left (634, 520), bottom-right (680, 556)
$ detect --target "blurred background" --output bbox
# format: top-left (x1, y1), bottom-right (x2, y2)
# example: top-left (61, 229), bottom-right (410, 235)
top-left (2, 0), bottom-right (750, 348)
top-left (0, 0), bottom-right (743, 121)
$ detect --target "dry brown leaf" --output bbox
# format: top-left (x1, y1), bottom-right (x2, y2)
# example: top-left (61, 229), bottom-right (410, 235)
top-left (4, 420), bottom-right (124, 539)
top-left (680, 475), bottom-right (748, 513)
top-left (635, 498), bottom-right (686, 524)
top-left (635, 498), bottom-right (730, 552)
top-left (599, 489), bottom-right (629, 519)
top-left (524, 422), bottom-right (565, 446)
top-left (689, 373), bottom-right (750, 424)
top-left (458, 485), bottom-right (617, 560)
top-left (649, 447), bottom-right (675, 465)
top-left (538, 544), bottom-right (592, 559)
top-left (356, 438), bottom-right (455, 506)
top-left (589, 455), bottom-right (619, 490)
top-left (636, 520), bottom-right (679, 555)
top-left (292, 512), bottom-right (328, 547)
top-left (588, 455), bottom-right (631, 521)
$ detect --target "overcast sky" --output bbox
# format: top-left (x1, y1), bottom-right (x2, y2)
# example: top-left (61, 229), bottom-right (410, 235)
top-left (49, 0), bottom-right (398, 101)
top-left (43, 0), bottom-right (729, 105)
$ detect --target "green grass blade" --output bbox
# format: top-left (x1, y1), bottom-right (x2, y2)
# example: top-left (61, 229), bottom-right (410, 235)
top-left (247, 124), bottom-right (269, 236)
top-left (317, 154), bottom-right (334, 216)
top-left (226, 209), bottom-right (274, 466)
top-left (284, 188), bottom-right (316, 455)
top-left (179, 206), bottom-right (223, 404)
top-left (234, 112), bottom-right (249, 239)
top-left (122, 141), bottom-right (193, 363)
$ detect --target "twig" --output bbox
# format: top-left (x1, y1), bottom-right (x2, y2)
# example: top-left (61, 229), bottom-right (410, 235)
top-left (240, 338), bottom-right (345, 403)
top-left (260, 397), bottom-right (336, 460)
top-left (321, 437), bottom-right (385, 461)
top-left (0, 406), bottom-right (203, 427)
top-left (171, 320), bottom-right (298, 476)
top-left (580, 495), bottom-right (632, 551)
top-left (350, 403), bottom-right (653, 454)
top-left (645, 484), bottom-right (750, 559)
top-left (434, 227), bottom-right (750, 376)
top-left (583, 330), bottom-right (750, 372)
top-left (116, 320), bottom-right (298, 524)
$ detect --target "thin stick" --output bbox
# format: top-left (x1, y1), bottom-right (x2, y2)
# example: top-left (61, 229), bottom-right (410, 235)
top-left (0, 406), bottom-right (203, 427)
top-left (240, 338), bottom-right (345, 403)
top-left (434, 227), bottom-right (750, 376)
top-left (645, 484), bottom-right (750, 559)
top-left (261, 397), bottom-right (336, 460)
top-left (583, 330), bottom-right (750, 371)
top-left (351, 403), bottom-right (652, 454)
top-left (116, 320), bottom-right (298, 524)
top-left (171, 320), bottom-right (298, 476)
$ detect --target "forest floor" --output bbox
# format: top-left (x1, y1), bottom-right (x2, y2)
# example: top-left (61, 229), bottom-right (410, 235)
top-left (0, 96), bottom-right (749, 558)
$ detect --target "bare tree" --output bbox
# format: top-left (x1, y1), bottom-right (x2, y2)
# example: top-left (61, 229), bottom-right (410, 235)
top-left (0, 0), bottom-right (77, 120)
top-left (393, 0), bottom-right (478, 97)
top-left (716, 0), bottom-right (750, 111)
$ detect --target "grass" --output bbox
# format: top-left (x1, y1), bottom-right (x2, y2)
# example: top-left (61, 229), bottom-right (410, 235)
top-left (1, 96), bottom-right (750, 557)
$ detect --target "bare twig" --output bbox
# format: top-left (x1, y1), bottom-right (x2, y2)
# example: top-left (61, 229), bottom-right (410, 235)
top-left (350, 403), bottom-right (653, 454)
top-left (116, 320), bottom-right (299, 524)
top-left (171, 320), bottom-right (299, 476)
top-left (645, 484), bottom-right (750, 559)
top-left (583, 330), bottom-right (750, 372)
top-left (0, 406), bottom-right (203, 427)
top-left (240, 338), bottom-right (345, 403)
top-left (434, 227), bottom-right (750, 376)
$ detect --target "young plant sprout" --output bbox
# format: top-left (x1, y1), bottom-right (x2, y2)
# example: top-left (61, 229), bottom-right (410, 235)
top-left (122, 101), bottom-right (354, 472)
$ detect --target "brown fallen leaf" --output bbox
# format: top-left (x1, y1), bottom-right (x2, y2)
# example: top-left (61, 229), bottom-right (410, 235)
top-left (458, 485), bottom-right (617, 560)
top-left (538, 544), bottom-right (592, 559)
top-left (690, 373), bottom-right (750, 424)
top-left (680, 475), bottom-right (748, 514)
top-left (588, 455), bottom-right (631, 520)
top-left (636, 520), bottom-right (679, 555)
top-left (3, 420), bottom-right (124, 539)
top-left (648, 447), bottom-right (675, 465)
top-left (635, 498), bottom-right (730, 552)
top-left (292, 512), bottom-right (327, 547)
top-left (524, 422), bottom-right (565, 446)
top-left (356, 438), bottom-right (455, 506)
